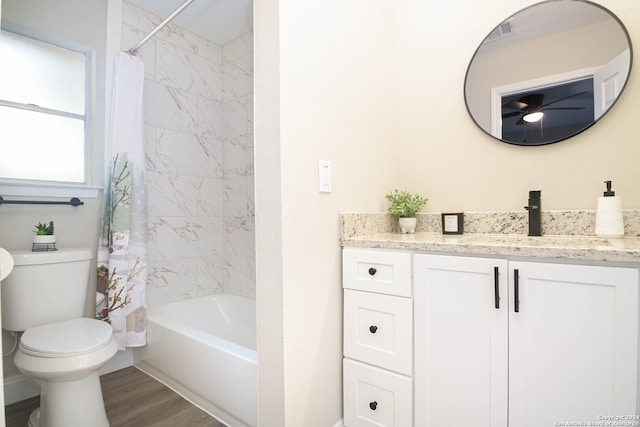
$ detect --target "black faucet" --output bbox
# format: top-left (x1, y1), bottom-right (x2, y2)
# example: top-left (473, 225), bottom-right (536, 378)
top-left (524, 190), bottom-right (541, 236)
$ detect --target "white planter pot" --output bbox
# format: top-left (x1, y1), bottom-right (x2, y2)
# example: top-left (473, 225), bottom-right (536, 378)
top-left (33, 235), bottom-right (56, 244)
top-left (398, 217), bottom-right (417, 234)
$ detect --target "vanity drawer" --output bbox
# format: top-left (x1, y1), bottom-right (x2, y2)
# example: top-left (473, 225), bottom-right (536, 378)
top-left (344, 358), bottom-right (412, 427)
top-left (342, 248), bottom-right (411, 297)
top-left (344, 289), bottom-right (412, 375)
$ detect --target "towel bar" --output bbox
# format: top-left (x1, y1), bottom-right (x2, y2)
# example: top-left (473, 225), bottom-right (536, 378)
top-left (0, 196), bottom-right (84, 206)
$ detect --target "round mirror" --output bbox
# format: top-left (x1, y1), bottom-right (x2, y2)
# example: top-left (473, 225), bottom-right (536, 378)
top-left (464, 0), bottom-right (632, 146)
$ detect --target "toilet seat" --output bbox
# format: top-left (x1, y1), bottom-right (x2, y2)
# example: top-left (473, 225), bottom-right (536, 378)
top-left (20, 318), bottom-right (113, 358)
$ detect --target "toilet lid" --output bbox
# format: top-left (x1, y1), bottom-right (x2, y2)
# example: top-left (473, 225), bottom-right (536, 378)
top-left (20, 318), bottom-right (114, 358)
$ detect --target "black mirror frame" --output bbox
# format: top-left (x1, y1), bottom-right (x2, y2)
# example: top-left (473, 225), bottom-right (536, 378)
top-left (464, 0), bottom-right (633, 146)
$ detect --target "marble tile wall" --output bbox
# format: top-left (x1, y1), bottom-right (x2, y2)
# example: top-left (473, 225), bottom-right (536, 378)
top-left (222, 33), bottom-right (255, 299)
top-left (122, 3), bottom-right (255, 306)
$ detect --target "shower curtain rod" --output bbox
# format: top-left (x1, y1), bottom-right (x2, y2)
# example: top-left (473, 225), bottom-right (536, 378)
top-left (128, 0), bottom-right (195, 55)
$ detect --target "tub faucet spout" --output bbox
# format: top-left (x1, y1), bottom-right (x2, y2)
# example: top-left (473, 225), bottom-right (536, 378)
top-left (524, 190), bottom-right (541, 236)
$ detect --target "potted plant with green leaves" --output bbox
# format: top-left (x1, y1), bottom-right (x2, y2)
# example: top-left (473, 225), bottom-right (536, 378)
top-left (385, 189), bottom-right (428, 234)
top-left (33, 220), bottom-right (56, 244)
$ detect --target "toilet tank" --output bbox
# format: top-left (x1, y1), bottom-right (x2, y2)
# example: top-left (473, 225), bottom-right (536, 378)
top-left (1, 248), bottom-right (93, 332)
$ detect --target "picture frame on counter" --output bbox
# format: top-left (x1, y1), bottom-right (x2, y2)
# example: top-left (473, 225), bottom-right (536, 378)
top-left (442, 212), bottom-right (464, 235)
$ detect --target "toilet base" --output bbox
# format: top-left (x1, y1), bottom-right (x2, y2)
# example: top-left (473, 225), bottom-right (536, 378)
top-left (28, 408), bottom-right (39, 427)
top-left (29, 371), bottom-right (110, 427)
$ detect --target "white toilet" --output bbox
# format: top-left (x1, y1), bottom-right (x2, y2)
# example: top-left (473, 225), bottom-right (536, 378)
top-left (1, 248), bottom-right (118, 427)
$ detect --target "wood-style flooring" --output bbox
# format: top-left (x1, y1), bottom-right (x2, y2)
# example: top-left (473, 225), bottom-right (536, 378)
top-left (4, 366), bottom-right (226, 427)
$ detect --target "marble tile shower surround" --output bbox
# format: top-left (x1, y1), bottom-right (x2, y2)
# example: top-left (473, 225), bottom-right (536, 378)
top-left (340, 210), bottom-right (640, 239)
top-left (122, 3), bottom-right (255, 306)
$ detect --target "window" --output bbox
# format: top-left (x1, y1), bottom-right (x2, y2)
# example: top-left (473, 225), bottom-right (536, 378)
top-left (0, 29), bottom-right (88, 184)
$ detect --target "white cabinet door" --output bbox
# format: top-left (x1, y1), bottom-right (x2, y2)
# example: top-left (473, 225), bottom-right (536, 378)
top-left (414, 254), bottom-right (509, 427)
top-left (508, 261), bottom-right (639, 427)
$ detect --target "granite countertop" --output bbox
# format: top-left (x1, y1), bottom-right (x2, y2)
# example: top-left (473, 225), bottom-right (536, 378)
top-left (341, 232), bottom-right (640, 263)
top-left (339, 212), bottom-right (640, 264)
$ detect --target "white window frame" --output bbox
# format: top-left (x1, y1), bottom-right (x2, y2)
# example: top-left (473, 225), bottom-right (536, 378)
top-left (0, 26), bottom-right (101, 198)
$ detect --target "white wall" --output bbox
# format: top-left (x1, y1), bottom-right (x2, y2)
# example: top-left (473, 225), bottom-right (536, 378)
top-left (394, 0), bottom-right (640, 212)
top-left (255, 0), bottom-right (640, 425)
top-left (256, 0), bottom-right (399, 425)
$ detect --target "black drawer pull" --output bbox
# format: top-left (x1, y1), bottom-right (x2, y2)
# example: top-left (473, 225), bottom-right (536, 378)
top-left (369, 401), bottom-right (377, 410)
top-left (494, 266), bottom-right (500, 309)
top-left (514, 269), bottom-right (520, 313)
top-left (368, 267), bottom-right (377, 276)
top-left (369, 325), bottom-right (378, 334)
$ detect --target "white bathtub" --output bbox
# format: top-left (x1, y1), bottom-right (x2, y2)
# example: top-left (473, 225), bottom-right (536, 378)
top-left (134, 294), bottom-right (257, 427)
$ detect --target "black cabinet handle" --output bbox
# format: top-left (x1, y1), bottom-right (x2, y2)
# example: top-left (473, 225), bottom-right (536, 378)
top-left (369, 401), bottom-right (377, 410)
top-left (514, 269), bottom-right (520, 313)
top-left (368, 267), bottom-right (377, 276)
top-left (369, 325), bottom-right (378, 334)
top-left (494, 266), bottom-right (500, 309)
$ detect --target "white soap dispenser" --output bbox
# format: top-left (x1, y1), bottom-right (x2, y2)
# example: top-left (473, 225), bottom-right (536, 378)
top-left (595, 180), bottom-right (624, 238)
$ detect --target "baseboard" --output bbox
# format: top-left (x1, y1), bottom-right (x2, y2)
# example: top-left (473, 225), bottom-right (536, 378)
top-left (4, 374), bottom-right (39, 405)
top-left (135, 362), bottom-right (244, 427)
top-left (333, 420), bottom-right (344, 427)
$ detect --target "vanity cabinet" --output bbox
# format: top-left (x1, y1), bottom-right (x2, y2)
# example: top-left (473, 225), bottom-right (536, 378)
top-left (414, 254), bottom-right (639, 427)
top-left (342, 248), bottom-right (413, 427)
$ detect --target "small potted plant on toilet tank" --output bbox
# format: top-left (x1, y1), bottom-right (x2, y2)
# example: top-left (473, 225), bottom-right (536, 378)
top-left (33, 220), bottom-right (56, 244)
top-left (385, 189), bottom-right (428, 234)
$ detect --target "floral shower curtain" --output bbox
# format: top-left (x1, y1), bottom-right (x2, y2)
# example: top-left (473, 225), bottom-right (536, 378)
top-left (97, 52), bottom-right (148, 350)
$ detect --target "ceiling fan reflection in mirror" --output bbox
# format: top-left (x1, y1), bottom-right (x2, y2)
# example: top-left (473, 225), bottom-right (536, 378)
top-left (500, 78), bottom-right (595, 145)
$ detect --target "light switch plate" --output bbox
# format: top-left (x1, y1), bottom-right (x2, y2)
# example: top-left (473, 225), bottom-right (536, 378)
top-left (319, 160), bottom-right (332, 192)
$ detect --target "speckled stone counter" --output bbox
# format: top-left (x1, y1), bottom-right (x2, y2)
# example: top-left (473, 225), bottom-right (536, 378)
top-left (340, 211), bottom-right (640, 264)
